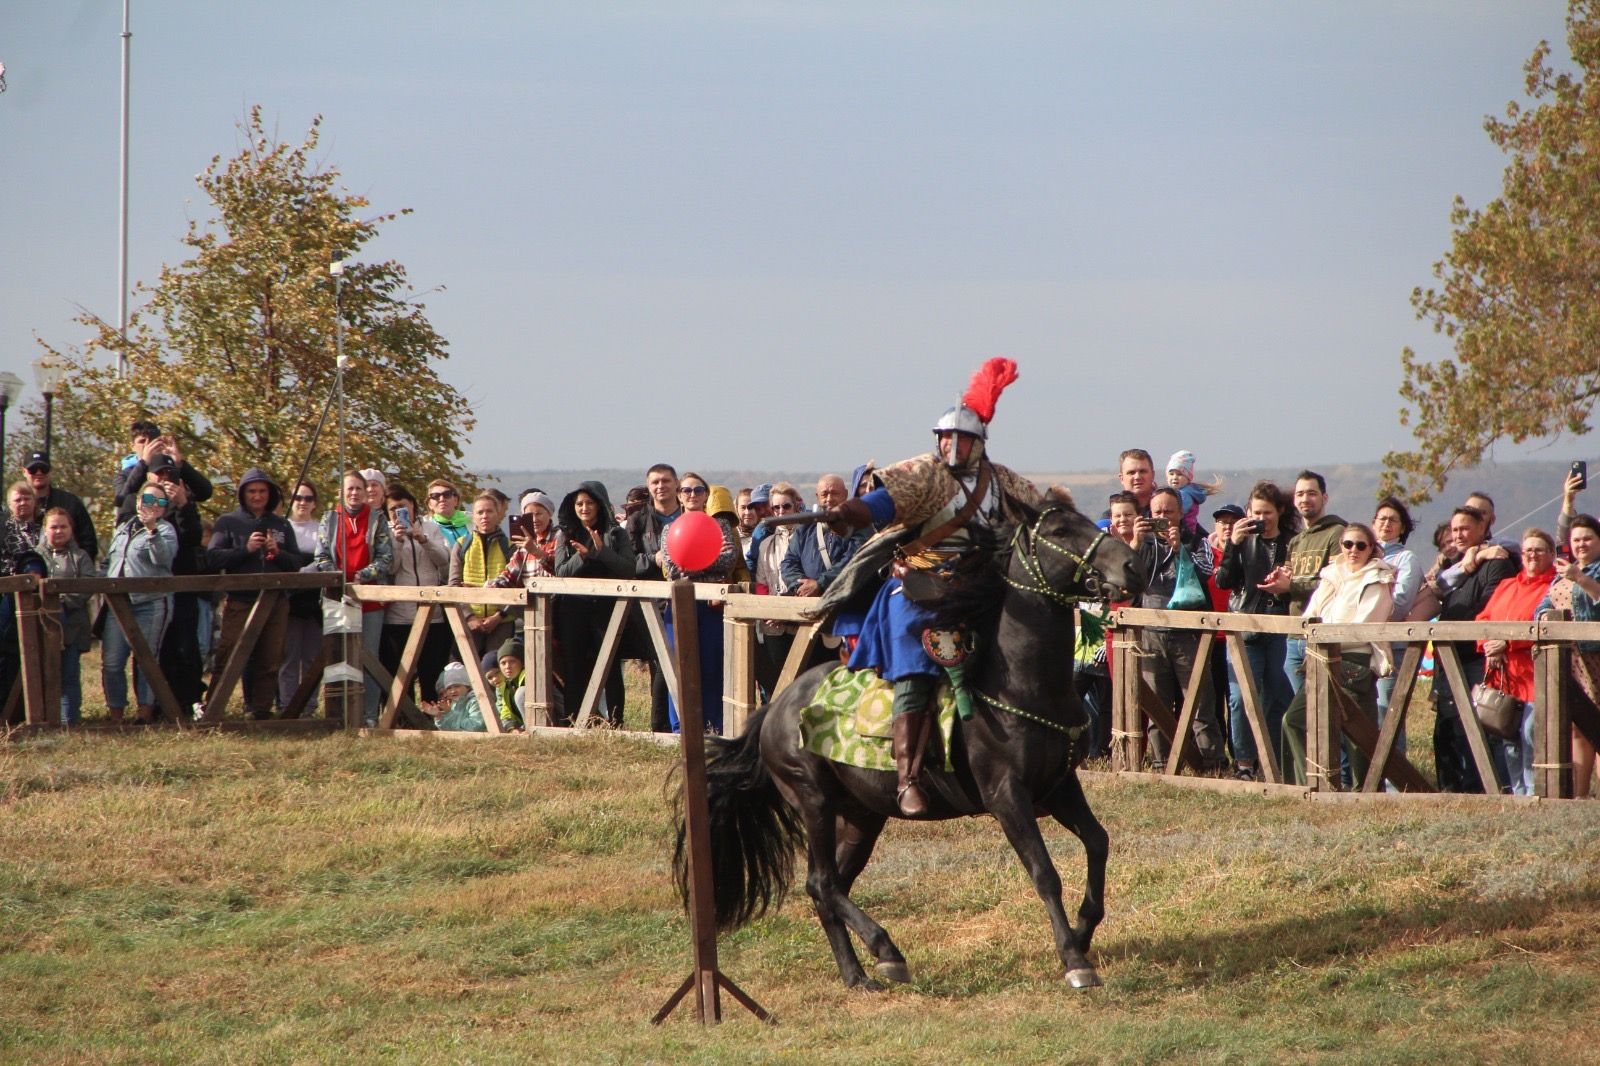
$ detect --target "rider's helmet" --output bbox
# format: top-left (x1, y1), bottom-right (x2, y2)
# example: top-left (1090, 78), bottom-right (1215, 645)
top-left (932, 357), bottom-right (1018, 471)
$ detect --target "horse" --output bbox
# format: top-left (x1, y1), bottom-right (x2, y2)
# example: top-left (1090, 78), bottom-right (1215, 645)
top-left (673, 498), bottom-right (1145, 990)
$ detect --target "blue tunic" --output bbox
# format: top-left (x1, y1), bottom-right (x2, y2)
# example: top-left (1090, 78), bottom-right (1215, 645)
top-left (844, 486), bottom-right (942, 681)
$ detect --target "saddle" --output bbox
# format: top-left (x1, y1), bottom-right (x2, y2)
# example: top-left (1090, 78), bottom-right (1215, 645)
top-left (797, 665), bottom-right (958, 774)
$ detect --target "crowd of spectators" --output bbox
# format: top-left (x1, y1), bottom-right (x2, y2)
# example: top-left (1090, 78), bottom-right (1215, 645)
top-left (6, 420), bottom-right (1600, 796)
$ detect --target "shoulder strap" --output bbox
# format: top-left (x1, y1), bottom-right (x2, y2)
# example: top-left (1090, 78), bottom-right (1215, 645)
top-left (896, 461), bottom-right (992, 560)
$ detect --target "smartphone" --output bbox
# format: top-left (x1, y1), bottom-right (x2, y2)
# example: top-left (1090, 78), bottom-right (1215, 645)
top-left (1571, 460), bottom-right (1587, 492)
top-left (508, 514), bottom-right (530, 537)
top-left (394, 506), bottom-right (412, 529)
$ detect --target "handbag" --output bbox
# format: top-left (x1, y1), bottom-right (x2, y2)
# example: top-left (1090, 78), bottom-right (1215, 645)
top-left (1470, 667), bottom-right (1523, 741)
top-left (1166, 542), bottom-right (1208, 611)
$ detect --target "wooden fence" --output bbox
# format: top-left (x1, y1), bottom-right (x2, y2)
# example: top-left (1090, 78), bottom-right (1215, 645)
top-left (13, 573), bottom-right (1598, 802)
top-left (1111, 607), bottom-right (1590, 799)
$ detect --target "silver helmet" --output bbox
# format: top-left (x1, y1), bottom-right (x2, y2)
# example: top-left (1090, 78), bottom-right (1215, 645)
top-left (932, 405), bottom-right (987, 470)
top-left (931, 404), bottom-right (986, 440)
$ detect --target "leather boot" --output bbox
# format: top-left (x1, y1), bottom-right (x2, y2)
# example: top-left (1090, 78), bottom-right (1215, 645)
top-left (893, 711), bottom-right (930, 817)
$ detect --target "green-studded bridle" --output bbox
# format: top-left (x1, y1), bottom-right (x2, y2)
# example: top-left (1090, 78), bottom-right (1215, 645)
top-left (1001, 506), bottom-right (1112, 607)
top-left (976, 506), bottom-right (1115, 740)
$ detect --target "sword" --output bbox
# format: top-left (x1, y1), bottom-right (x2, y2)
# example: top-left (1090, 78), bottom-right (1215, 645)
top-left (759, 510), bottom-right (836, 530)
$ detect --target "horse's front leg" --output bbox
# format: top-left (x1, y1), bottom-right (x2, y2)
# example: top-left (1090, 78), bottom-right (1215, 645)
top-left (1044, 771), bottom-right (1108, 966)
top-left (987, 782), bottom-right (1102, 989)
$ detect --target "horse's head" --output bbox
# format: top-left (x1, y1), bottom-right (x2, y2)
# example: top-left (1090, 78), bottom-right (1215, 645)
top-left (1007, 500), bottom-right (1145, 605)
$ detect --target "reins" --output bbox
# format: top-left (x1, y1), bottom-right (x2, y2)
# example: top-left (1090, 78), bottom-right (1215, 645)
top-left (973, 506), bottom-right (1109, 741)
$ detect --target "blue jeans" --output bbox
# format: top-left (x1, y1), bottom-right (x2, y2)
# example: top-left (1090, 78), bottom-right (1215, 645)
top-left (1227, 632), bottom-right (1293, 766)
top-left (60, 645), bottom-right (84, 725)
top-left (102, 597), bottom-right (172, 711)
top-left (361, 609), bottom-right (384, 726)
top-left (1505, 701), bottom-right (1536, 796)
top-left (1285, 637), bottom-right (1306, 696)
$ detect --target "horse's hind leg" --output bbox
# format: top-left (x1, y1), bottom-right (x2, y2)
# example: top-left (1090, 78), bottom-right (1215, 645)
top-left (1046, 772), bottom-right (1108, 965)
top-left (988, 785), bottom-right (1102, 989)
top-left (834, 812), bottom-right (911, 984)
top-left (799, 803), bottom-right (881, 990)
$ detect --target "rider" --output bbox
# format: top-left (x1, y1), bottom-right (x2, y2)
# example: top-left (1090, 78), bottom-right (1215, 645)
top-left (826, 358), bottom-right (1044, 816)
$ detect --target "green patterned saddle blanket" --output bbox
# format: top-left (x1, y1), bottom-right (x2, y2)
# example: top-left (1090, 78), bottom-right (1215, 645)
top-left (797, 665), bottom-right (957, 773)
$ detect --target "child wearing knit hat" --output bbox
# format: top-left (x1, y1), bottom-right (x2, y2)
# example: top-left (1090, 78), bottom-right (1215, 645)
top-left (1166, 450), bottom-right (1224, 535)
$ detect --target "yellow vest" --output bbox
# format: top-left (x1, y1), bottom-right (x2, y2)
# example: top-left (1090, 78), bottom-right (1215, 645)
top-left (462, 534), bottom-right (508, 618)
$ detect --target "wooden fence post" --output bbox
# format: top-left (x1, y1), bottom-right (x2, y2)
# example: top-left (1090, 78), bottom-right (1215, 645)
top-left (525, 594), bottom-right (555, 728)
top-left (1303, 629), bottom-right (1340, 792)
top-left (1534, 611), bottom-right (1573, 800)
top-left (723, 612), bottom-right (756, 737)
top-left (1110, 620), bottom-right (1144, 772)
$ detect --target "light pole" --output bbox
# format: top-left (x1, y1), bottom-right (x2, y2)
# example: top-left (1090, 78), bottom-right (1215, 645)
top-left (32, 353), bottom-right (67, 464)
top-left (0, 372), bottom-right (23, 478)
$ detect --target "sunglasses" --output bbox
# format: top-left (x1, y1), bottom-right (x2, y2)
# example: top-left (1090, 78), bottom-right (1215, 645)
top-left (427, 490), bottom-right (456, 500)
top-left (1341, 540), bottom-right (1371, 551)
top-left (680, 486), bottom-right (708, 496)
top-left (140, 492), bottom-right (170, 508)
top-left (291, 494), bottom-right (317, 503)
top-left (769, 503), bottom-right (795, 514)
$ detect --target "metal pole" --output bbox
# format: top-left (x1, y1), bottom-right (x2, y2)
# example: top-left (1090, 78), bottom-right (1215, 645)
top-left (0, 401), bottom-right (8, 480)
top-left (42, 393), bottom-right (54, 464)
top-left (117, 0), bottom-right (132, 376)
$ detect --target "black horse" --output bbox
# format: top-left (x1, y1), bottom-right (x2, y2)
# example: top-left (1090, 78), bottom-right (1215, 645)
top-left (674, 500), bottom-right (1145, 990)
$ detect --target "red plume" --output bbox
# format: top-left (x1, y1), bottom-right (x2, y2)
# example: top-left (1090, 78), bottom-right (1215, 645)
top-left (960, 357), bottom-right (1019, 424)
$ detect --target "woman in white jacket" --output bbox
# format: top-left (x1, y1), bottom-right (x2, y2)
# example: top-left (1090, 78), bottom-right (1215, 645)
top-left (1280, 522), bottom-right (1395, 786)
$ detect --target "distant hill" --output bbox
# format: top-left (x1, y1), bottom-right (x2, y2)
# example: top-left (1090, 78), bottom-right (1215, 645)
top-left (482, 459), bottom-right (1584, 545)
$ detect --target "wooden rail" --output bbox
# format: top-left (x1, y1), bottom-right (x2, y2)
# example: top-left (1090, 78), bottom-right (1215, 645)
top-left (1110, 607), bottom-right (1588, 799)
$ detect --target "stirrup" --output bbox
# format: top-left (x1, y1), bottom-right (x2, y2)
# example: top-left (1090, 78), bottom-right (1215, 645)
top-left (897, 781), bottom-right (929, 817)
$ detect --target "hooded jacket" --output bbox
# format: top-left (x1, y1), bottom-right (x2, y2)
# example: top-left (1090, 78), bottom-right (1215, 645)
top-left (554, 481), bottom-right (637, 579)
top-left (1303, 555), bottom-right (1397, 675)
top-left (207, 468), bottom-right (308, 599)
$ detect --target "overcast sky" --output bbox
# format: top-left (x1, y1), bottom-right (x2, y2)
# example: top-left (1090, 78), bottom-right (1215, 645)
top-left (0, 1), bottom-right (1577, 478)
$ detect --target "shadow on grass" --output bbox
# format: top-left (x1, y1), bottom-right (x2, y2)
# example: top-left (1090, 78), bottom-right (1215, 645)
top-left (1096, 880), bottom-right (1600, 986)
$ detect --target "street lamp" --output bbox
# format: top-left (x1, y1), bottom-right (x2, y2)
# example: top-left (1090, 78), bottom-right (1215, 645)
top-left (0, 371), bottom-right (23, 478)
top-left (32, 352), bottom-right (67, 464)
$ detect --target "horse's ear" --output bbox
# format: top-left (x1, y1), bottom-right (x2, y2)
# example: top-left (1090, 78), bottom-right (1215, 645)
top-left (1046, 484), bottom-right (1076, 508)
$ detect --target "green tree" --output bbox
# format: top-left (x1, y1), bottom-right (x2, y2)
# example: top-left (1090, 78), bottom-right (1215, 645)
top-left (36, 106), bottom-right (476, 521)
top-left (1382, 1), bottom-right (1600, 504)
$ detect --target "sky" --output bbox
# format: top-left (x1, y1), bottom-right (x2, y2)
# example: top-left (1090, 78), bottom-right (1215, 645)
top-left (0, 1), bottom-right (1579, 478)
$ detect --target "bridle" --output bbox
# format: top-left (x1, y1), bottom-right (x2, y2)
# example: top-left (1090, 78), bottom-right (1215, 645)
top-left (1002, 506), bottom-right (1112, 606)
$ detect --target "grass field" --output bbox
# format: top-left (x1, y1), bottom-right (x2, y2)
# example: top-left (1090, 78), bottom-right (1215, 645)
top-left (3, 722), bottom-right (1599, 1065)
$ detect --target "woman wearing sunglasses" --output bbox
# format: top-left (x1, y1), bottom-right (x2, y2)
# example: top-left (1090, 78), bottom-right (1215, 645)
top-left (1279, 522), bottom-right (1396, 786)
top-left (661, 472), bottom-right (741, 733)
top-left (98, 474), bottom-right (179, 723)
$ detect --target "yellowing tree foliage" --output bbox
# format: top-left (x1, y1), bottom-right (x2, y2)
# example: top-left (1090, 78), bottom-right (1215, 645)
top-left (1382, 1), bottom-right (1600, 504)
top-left (35, 107), bottom-right (475, 521)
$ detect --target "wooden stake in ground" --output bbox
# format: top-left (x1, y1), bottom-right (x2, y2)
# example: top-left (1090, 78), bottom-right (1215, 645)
top-left (652, 578), bottom-right (771, 1026)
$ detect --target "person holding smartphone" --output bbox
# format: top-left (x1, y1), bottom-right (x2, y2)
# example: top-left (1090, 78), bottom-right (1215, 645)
top-left (379, 483), bottom-right (453, 709)
top-left (205, 469), bottom-right (309, 718)
top-left (1214, 480), bottom-right (1300, 780)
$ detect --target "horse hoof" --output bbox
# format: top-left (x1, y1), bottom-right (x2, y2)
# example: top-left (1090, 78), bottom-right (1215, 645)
top-left (875, 960), bottom-right (912, 984)
top-left (1065, 967), bottom-right (1102, 989)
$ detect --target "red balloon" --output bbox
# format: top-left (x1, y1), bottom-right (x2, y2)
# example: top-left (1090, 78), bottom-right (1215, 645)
top-left (665, 511), bottom-right (723, 573)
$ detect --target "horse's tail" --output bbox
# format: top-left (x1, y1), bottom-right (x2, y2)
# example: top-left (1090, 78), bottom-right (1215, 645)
top-left (671, 705), bottom-right (805, 931)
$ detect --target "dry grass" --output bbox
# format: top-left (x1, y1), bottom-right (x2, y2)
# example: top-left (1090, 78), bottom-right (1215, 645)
top-left (2, 726), bottom-right (1598, 1064)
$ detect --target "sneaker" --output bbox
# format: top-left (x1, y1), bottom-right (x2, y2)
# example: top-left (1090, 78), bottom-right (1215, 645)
top-left (1233, 764), bottom-right (1258, 782)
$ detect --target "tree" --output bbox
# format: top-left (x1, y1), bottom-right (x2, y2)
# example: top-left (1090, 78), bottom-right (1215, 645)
top-left (36, 106), bottom-right (476, 521)
top-left (1381, 1), bottom-right (1600, 504)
